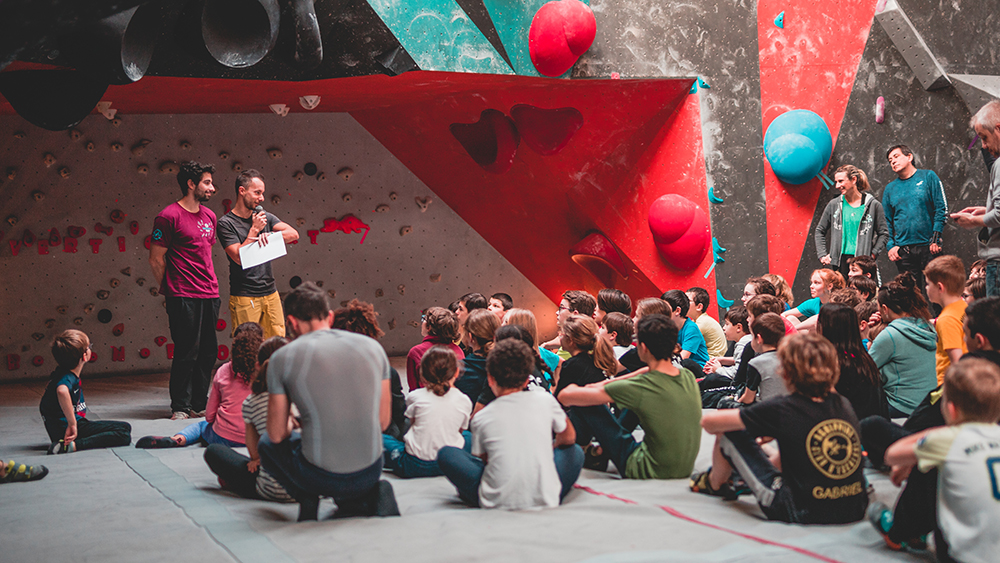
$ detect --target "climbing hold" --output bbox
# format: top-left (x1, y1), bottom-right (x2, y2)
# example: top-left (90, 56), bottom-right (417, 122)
top-left (510, 105), bottom-right (584, 156)
top-left (875, 0), bottom-right (888, 12)
top-left (5, 215), bottom-right (17, 226)
top-left (875, 96), bottom-right (885, 124)
top-left (337, 167), bottom-right (353, 181)
top-left (342, 193), bottom-right (352, 202)
top-left (131, 139), bottom-right (152, 156)
top-left (83, 303), bottom-right (95, 314)
top-left (56, 305), bottom-right (69, 315)
top-left (296, 218), bottom-right (306, 226)
top-left (136, 277), bottom-right (145, 286)
top-left (293, 171), bottom-right (304, 181)
top-left (31, 190), bottom-right (45, 202)
top-left (31, 333), bottom-right (45, 341)
top-left (763, 110), bottom-right (833, 185)
top-left (13, 131), bottom-right (25, 139)
top-left (708, 187), bottom-right (724, 204)
top-left (95, 223), bottom-right (113, 236)
top-left (316, 171), bottom-right (326, 181)
top-left (570, 232), bottom-right (630, 286)
top-left (179, 140), bottom-right (192, 150)
top-left (137, 164), bottom-right (149, 175)
top-left (139, 348), bottom-right (150, 358)
top-left (713, 238), bottom-right (727, 256)
top-left (267, 148), bottom-right (282, 159)
top-left (716, 289), bottom-right (735, 309)
top-left (154, 336), bottom-right (167, 346)
top-left (327, 289), bottom-right (336, 299)
top-left (85, 141), bottom-right (96, 152)
top-left (218, 151), bottom-right (229, 160)
top-left (43, 153), bottom-right (56, 168)
top-left (73, 317), bottom-right (84, 326)
top-left (232, 161), bottom-right (243, 172)
top-left (109, 278), bottom-right (120, 288)
top-left (217, 345), bottom-right (229, 361)
top-left (66, 226), bottom-right (86, 238)
top-left (270, 195), bottom-right (281, 205)
top-left (314, 280), bottom-right (324, 287)
top-left (399, 225), bottom-right (412, 236)
top-left (48, 228), bottom-right (61, 245)
top-left (269, 104), bottom-right (289, 117)
top-left (6, 167), bottom-right (16, 180)
top-left (45, 319), bottom-right (56, 329)
top-left (376, 288), bottom-right (385, 298)
top-left (374, 204), bottom-right (389, 213)
top-left (110, 209), bottom-right (126, 224)
top-left (97, 290), bottom-right (110, 300)
top-left (149, 287), bottom-right (159, 296)
top-left (69, 128), bottom-right (83, 140)
top-left (112, 323), bottom-right (124, 337)
top-left (528, 0), bottom-right (596, 77)
top-left (389, 192), bottom-right (398, 201)
top-left (289, 276), bottom-right (302, 289)
top-left (300, 96), bottom-right (320, 110)
top-left (648, 194), bottom-right (711, 271)
top-left (415, 197), bottom-right (432, 212)
top-left (32, 356), bottom-right (44, 367)
top-left (304, 162), bottom-right (317, 176)
top-left (388, 318), bottom-right (397, 330)
top-left (397, 284), bottom-right (405, 296)
top-left (21, 230), bottom-right (35, 247)
top-left (429, 273), bottom-right (442, 283)
top-left (111, 117), bottom-right (122, 127)
top-left (774, 11), bottom-right (785, 28)
top-left (450, 109), bottom-right (519, 174)
top-left (58, 167), bottom-right (71, 179)
top-left (216, 319), bottom-right (227, 332)
top-left (110, 142), bottom-right (122, 152)
top-left (698, 77), bottom-right (710, 89)
top-left (160, 161), bottom-right (179, 174)
top-left (320, 215), bottom-right (370, 244)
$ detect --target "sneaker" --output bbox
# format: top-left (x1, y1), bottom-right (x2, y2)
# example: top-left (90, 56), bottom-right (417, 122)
top-left (47, 440), bottom-right (76, 455)
top-left (866, 501), bottom-right (927, 550)
top-left (690, 469), bottom-right (738, 501)
top-left (187, 410), bottom-right (206, 418)
top-left (1, 460), bottom-right (49, 483)
top-left (170, 411), bottom-right (189, 420)
top-left (582, 443), bottom-right (609, 472)
top-left (135, 436), bottom-right (181, 449)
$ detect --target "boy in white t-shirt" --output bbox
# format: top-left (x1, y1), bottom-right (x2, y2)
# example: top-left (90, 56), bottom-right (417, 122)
top-left (436, 339), bottom-right (583, 509)
top-left (882, 357), bottom-right (1000, 562)
top-left (383, 346), bottom-right (472, 478)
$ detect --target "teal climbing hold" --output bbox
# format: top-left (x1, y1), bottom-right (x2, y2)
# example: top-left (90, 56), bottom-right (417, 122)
top-left (690, 81), bottom-right (698, 94)
top-left (708, 187), bottom-right (724, 204)
top-left (697, 77), bottom-right (710, 89)
top-left (717, 289), bottom-right (734, 308)
top-left (712, 238), bottom-right (727, 256)
top-left (774, 11), bottom-right (784, 28)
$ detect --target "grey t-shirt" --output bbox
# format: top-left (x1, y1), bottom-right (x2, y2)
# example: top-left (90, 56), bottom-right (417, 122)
top-left (216, 210), bottom-right (281, 297)
top-left (267, 329), bottom-right (390, 474)
top-left (748, 350), bottom-right (788, 402)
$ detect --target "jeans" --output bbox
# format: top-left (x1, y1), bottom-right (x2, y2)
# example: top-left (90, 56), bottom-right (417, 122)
top-left (176, 420), bottom-right (243, 447)
top-left (166, 296), bottom-right (221, 413)
top-left (204, 444), bottom-right (260, 499)
top-left (382, 431), bottom-right (471, 478)
top-left (860, 415), bottom-right (910, 468)
top-left (258, 433), bottom-right (382, 507)
top-left (436, 444), bottom-right (584, 507)
top-left (568, 405), bottom-right (640, 476)
top-left (45, 417), bottom-right (132, 450)
top-left (987, 260), bottom-right (1000, 298)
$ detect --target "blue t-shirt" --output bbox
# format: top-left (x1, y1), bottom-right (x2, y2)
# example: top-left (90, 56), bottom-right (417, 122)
top-left (882, 169), bottom-right (947, 248)
top-left (538, 346), bottom-right (560, 374)
top-left (796, 297), bottom-right (821, 319)
top-left (679, 318), bottom-right (710, 369)
top-left (39, 371), bottom-right (87, 427)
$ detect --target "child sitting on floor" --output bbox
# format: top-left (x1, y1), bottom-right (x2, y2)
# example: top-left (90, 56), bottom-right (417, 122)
top-left (599, 312), bottom-right (634, 361)
top-left (204, 336), bottom-right (293, 502)
top-left (558, 314), bottom-right (702, 479)
top-left (691, 332), bottom-right (868, 525)
top-left (40, 329), bottom-right (132, 454)
top-left (383, 346), bottom-right (472, 478)
top-left (437, 339), bottom-right (583, 509)
top-left (136, 322), bottom-right (262, 449)
top-left (406, 307), bottom-right (463, 392)
top-left (701, 306), bottom-right (751, 393)
top-left (880, 357), bottom-right (1000, 562)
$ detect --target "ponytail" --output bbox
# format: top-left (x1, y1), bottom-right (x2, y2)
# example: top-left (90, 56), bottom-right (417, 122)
top-left (592, 336), bottom-right (618, 378)
top-left (563, 314), bottom-right (617, 378)
top-left (835, 164), bottom-right (870, 192)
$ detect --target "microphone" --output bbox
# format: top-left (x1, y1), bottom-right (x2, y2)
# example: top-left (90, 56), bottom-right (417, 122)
top-left (254, 205), bottom-right (269, 234)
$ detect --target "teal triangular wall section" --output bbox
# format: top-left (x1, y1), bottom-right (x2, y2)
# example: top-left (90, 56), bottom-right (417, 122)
top-left (455, 0), bottom-right (515, 71)
top-left (482, 0), bottom-right (590, 77)
top-left (365, 0), bottom-right (513, 74)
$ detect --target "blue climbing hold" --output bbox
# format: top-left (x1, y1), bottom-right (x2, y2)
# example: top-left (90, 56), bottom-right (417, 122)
top-left (717, 289), bottom-right (734, 309)
top-left (774, 11), bottom-right (785, 29)
top-left (763, 109), bottom-right (833, 185)
top-left (690, 81), bottom-right (698, 94)
top-left (712, 238), bottom-right (726, 256)
top-left (698, 77), bottom-right (710, 89)
top-left (708, 187), bottom-right (724, 204)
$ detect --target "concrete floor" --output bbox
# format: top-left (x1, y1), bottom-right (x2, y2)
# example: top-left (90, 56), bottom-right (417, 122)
top-left (0, 364), bottom-right (933, 563)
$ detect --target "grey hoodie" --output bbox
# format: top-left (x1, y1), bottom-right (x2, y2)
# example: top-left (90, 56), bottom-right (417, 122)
top-left (815, 192), bottom-right (890, 268)
top-left (868, 317), bottom-right (937, 415)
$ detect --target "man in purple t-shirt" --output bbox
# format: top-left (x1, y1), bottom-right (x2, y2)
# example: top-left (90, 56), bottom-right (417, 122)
top-left (149, 161), bottom-right (221, 420)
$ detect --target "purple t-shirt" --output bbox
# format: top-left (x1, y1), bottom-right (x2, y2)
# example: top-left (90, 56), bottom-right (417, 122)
top-left (151, 202), bottom-right (219, 298)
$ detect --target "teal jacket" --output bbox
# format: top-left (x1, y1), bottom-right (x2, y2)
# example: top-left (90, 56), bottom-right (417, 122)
top-left (868, 317), bottom-right (937, 415)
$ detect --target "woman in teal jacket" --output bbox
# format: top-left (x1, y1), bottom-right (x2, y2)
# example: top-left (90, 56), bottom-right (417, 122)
top-left (868, 273), bottom-right (937, 417)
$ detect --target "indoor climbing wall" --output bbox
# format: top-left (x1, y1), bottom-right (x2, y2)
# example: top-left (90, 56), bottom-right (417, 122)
top-left (0, 112), bottom-right (555, 381)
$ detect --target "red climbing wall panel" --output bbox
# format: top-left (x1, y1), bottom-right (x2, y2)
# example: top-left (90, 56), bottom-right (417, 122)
top-left (758, 1), bottom-right (877, 284)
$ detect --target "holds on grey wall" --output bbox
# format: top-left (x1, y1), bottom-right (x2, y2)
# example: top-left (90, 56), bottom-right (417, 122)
top-left (389, 192), bottom-right (397, 201)
top-left (430, 273), bottom-right (441, 282)
top-left (293, 171), bottom-right (304, 181)
top-left (31, 190), bottom-right (44, 201)
top-left (137, 164), bottom-right (149, 175)
top-left (97, 309), bottom-right (112, 323)
top-left (109, 278), bottom-right (120, 288)
top-left (397, 284), bottom-right (405, 295)
top-left (316, 171), bottom-right (325, 181)
top-left (31, 333), bottom-right (45, 341)
top-left (160, 162), bottom-right (179, 174)
top-left (13, 131), bottom-right (25, 139)
top-left (375, 288), bottom-right (384, 297)
top-left (296, 217), bottom-right (306, 226)
top-left (85, 141), bottom-right (96, 151)
top-left (97, 290), bottom-right (110, 300)
top-left (73, 317), bottom-right (84, 326)
top-left (337, 167), bottom-right (352, 180)
top-left (304, 162), bottom-right (317, 175)
top-left (132, 139), bottom-right (151, 156)
top-left (69, 129), bottom-right (82, 141)
top-left (43, 153), bottom-right (56, 167)
top-left (218, 151), bottom-right (229, 160)
top-left (136, 277), bottom-right (145, 286)
top-left (342, 193), bottom-right (352, 202)
top-left (5, 167), bottom-right (15, 180)
top-left (59, 167), bottom-right (70, 179)
top-left (44, 319), bottom-right (55, 328)
top-left (270, 195), bottom-right (280, 205)
top-left (232, 161), bottom-right (243, 172)
top-left (111, 117), bottom-right (122, 127)
top-left (267, 148), bottom-right (282, 159)
top-left (56, 305), bottom-right (68, 314)
top-left (375, 204), bottom-right (389, 213)
top-left (83, 304), bottom-right (95, 314)
top-left (110, 210), bottom-right (125, 224)
top-left (149, 287), bottom-right (159, 296)
top-left (110, 142), bottom-right (122, 151)
top-left (180, 140), bottom-right (191, 150)
top-left (399, 225), bottom-right (412, 236)
top-left (415, 196), bottom-right (431, 212)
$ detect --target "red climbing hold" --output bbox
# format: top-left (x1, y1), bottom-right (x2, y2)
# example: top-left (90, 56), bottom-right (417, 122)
top-left (528, 0), bottom-right (597, 77)
top-left (319, 215), bottom-right (371, 244)
top-left (510, 105), bottom-right (583, 156)
top-left (216, 319), bottom-right (227, 332)
top-left (449, 109), bottom-right (520, 174)
top-left (6, 354), bottom-right (20, 370)
top-left (139, 348), bottom-right (150, 358)
top-left (569, 232), bottom-right (629, 286)
top-left (648, 194), bottom-right (711, 271)
top-left (110, 209), bottom-right (126, 224)
top-left (32, 355), bottom-right (44, 367)
top-left (66, 226), bottom-right (86, 238)
top-left (217, 345), bottom-right (229, 361)
top-left (154, 336), bottom-right (167, 347)
top-left (129, 220), bottom-right (139, 235)
top-left (112, 323), bottom-right (124, 337)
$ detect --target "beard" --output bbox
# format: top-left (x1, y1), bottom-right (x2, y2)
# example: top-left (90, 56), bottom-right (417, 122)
top-left (194, 189), bottom-right (213, 203)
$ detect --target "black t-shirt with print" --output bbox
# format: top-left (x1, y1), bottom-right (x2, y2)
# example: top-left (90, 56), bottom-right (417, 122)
top-left (555, 353), bottom-right (607, 398)
top-left (740, 392), bottom-right (868, 524)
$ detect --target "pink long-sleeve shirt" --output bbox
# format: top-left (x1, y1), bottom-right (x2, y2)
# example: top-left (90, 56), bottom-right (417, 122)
top-left (206, 361), bottom-right (253, 444)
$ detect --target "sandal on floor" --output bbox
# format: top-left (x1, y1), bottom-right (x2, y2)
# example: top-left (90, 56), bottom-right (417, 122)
top-left (689, 469), bottom-right (738, 501)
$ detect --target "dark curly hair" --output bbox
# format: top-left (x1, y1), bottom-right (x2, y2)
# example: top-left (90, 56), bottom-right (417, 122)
top-left (251, 336), bottom-right (289, 394)
top-left (877, 272), bottom-right (931, 321)
top-left (231, 322), bottom-right (264, 384)
top-left (332, 299), bottom-right (385, 339)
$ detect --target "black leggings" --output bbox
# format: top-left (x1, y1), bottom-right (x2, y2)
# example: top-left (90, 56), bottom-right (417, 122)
top-left (204, 444), bottom-right (261, 500)
top-left (45, 418), bottom-right (131, 450)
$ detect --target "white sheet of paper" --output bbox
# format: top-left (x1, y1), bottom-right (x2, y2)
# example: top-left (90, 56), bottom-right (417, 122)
top-left (239, 231), bottom-right (287, 269)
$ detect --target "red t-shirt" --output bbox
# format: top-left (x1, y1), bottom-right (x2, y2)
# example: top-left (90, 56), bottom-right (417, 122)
top-left (151, 202), bottom-right (219, 298)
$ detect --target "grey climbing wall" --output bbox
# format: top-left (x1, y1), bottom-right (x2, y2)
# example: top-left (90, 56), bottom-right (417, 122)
top-left (0, 113), bottom-right (556, 382)
top-left (573, 0), bottom-right (766, 312)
